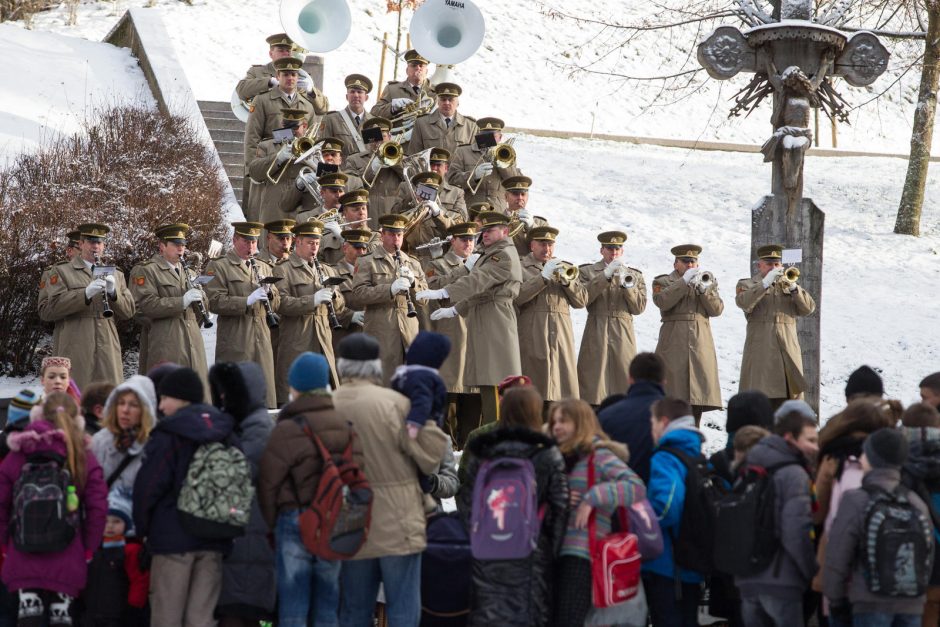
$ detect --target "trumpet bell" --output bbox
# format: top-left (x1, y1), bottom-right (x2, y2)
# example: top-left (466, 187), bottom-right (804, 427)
top-left (493, 143), bottom-right (516, 169)
top-left (553, 261), bottom-right (580, 284)
top-left (379, 141), bottom-right (403, 166)
top-left (230, 89), bottom-right (251, 123)
top-left (280, 0), bottom-right (351, 53)
top-left (409, 0), bottom-right (485, 65)
top-left (784, 267), bottom-right (800, 282)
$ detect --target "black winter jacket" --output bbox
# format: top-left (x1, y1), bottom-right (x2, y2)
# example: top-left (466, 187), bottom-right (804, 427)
top-left (456, 426), bottom-right (569, 627)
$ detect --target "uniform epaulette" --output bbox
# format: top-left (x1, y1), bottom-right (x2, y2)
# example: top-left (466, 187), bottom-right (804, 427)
top-left (463, 114), bottom-right (478, 124)
top-left (254, 257), bottom-right (275, 267)
top-left (654, 273), bottom-right (669, 281)
top-left (534, 215), bottom-right (548, 222)
top-left (627, 266), bottom-right (643, 273)
top-left (54, 260), bottom-right (70, 267)
top-left (274, 258), bottom-right (289, 266)
top-left (578, 262), bottom-right (592, 270)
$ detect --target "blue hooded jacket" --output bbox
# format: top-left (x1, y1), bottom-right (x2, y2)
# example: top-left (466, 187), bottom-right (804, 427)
top-left (642, 417), bottom-right (705, 583)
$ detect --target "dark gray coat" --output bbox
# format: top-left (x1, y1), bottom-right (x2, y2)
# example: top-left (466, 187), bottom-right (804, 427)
top-left (210, 362), bottom-right (276, 617)
top-left (735, 434), bottom-right (818, 600)
top-left (822, 467), bottom-right (932, 615)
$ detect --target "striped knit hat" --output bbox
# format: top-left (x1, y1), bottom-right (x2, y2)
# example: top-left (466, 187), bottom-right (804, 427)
top-left (7, 389), bottom-right (40, 426)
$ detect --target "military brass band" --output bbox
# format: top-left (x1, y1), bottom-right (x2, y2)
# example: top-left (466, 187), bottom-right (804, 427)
top-left (36, 23), bottom-right (818, 448)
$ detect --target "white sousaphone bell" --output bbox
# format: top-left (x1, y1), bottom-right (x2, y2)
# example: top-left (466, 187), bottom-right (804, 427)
top-left (410, 0), bottom-right (485, 82)
top-left (230, 0), bottom-right (352, 122)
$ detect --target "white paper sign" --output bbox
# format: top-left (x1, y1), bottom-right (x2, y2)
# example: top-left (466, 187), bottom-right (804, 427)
top-left (781, 248), bottom-right (803, 265)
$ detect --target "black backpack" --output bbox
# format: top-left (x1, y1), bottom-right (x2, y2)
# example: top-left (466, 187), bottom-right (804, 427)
top-left (12, 453), bottom-right (80, 553)
top-left (658, 446), bottom-right (728, 575)
top-left (860, 485), bottom-right (934, 597)
top-left (712, 460), bottom-right (799, 576)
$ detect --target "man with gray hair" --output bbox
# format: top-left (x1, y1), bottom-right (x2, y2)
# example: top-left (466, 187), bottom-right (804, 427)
top-left (332, 334), bottom-right (449, 625)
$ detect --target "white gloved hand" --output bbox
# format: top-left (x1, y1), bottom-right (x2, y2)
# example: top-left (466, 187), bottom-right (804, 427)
top-left (762, 267), bottom-right (784, 289)
top-left (464, 252), bottom-right (481, 271)
top-left (391, 97), bottom-right (413, 113)
top-left (297, 75), bottom-right (312, 93)
top-left (430, 306), bottom-right (458, 321)
top-left (269, 77), bottom-right (279, 87)
top-left (682, 268), bottom-right (700, 284)
top-left (416, 289), bottom-right (448, 302)
top-left (398, 266), bottom-right (415, 285)
top-left (517, 209), bottom-right (535, 230)
top-left (426, 200), bottom-right (442, 217)
top-left (367, 156), bottom-right (383, 176)
top-left (603, 258), bottom-right (624, 280)
top-left (295, 170), bottom-right (318, 191)
top-left (351, 310), bottom-right (365, 326)
top-left (696, 280), bottom-right (710, 294)
top-left (541, 259), bottom-right (561, 281)
top-left (246, 287), bottom-right (269, 306)
top-left (182, 288), bottom-right (202, 309)
top-left (314, 288), bottom-right (333, 306)
top-left (104, 275), bottom-right (116, 296)
top-left (324, 220), bottom-right (342, 238)
top-left (390, 277), bottom-right (411, 295)
top-left (85, 278), bottom-right (106, 300)
top-left (472, 161), bottom-right (494, 181)
top-left (275, 143), bottom-right (293, 165)
top-left (784, 281), bottom-right (798, 294)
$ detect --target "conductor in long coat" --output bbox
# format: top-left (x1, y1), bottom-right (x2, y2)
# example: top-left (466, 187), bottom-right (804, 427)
top-left (515, 226), bottom-right (588, 403)
top-left (416, 211), bottom-right (523, 426)
top-left (271, 220), bottom-right (346, 405)
top-left (346, 214), bottom-right (428, 385)
top-left (38, 223), bottom-right (136, 391)
top-left (735, 244), bottom-right (816, 405)
top-left (204, 222), bottom-right (281, 409)
top-left (577, 231), bottom-right (647, 406)
top-left (652, 244), bottom-right (724, 423)
top-left (129, 224), bottom-right (209, 382)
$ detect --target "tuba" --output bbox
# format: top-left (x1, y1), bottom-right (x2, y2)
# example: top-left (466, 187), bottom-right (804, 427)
top-left (409, 0), bottom-right (485, 65)
top-left (279, 0), bottom-right (351, 53)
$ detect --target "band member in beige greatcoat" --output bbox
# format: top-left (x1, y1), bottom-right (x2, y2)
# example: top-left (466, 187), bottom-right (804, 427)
top-left (370, 49), bottom-right (437, 119)
top-left (416, 211), bottom-right (522, 427)
top-left (735, 243), bottom-right (816, 405)
top-left (577, 231), bottom-right (647, 406)
top-left (653, 244), bottom-right (724, 423)
top-left (446, 117), bottom-right (524, 213)
top-left (318, 73), bottom-right (374, 160)
top-left (515, 225), bottom-right (587, 404)
top-left (346, 214), bottom-right (427, 384)
top-left (129, 223), bottom-right (209, 382)
top-left (406, 83), bottom-right (478, 156)
top-left (38, 223), bottom-right (136, 391)
top-left (204, 222), bottom-right (281, 408)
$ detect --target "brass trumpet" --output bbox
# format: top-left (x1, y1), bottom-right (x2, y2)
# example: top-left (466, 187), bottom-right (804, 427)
top-left (552, 261), bottom-right (580, 284)
top-left (617, 267), bottom-right (640, 289)
top-left (784, 267), bottom-right (800, 282)
top-left (362, 140), bottom-right (403, 187)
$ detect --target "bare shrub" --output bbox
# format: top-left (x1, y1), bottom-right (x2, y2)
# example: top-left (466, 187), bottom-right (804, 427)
top-left (0, 103), bottom-right (227, 376)
top-left (0, 0), bottom-right (58, 26)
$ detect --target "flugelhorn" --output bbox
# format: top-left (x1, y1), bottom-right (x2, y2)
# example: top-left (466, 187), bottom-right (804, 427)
top-left (552, 261), bottom-right (580, 284)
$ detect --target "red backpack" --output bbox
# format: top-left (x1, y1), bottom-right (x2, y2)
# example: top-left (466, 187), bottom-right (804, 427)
top-left (295, 419), bottom-right (373, 560)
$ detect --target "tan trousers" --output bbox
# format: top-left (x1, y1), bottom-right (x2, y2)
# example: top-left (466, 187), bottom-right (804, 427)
top-left (150, 550), bottom-right (223, 627)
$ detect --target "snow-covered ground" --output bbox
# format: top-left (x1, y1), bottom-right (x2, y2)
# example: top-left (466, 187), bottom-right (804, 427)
top-left (0, 0), bottom-right (937, 452)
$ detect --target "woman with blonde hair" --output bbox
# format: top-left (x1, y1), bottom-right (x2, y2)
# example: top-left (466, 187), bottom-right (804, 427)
top-left (90, 375), bottom-right (157, 501)
top-left (548, 398), bottom-right (646, 626)
top-left (0, 392), bottom-right (107, 625)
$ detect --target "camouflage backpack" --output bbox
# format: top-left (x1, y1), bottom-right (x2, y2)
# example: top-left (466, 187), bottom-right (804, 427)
top-left (177, 440), bottom-right (254, 539)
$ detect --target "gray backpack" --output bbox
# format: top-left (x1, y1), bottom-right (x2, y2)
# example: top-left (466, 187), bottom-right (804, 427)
top-left (177, 440), bottom-right (254, 539)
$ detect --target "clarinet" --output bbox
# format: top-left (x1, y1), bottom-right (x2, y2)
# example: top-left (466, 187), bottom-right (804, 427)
top-left (312, 256), bottom-right (342, 330)
top-left (180, 252), bottom-right (213, 328)
top-left (92, 254), bottom-right (114, 318)
top-left (394, 248), bottom-right (418, 319)
top-left (247, 256), bottom-right (280, 329)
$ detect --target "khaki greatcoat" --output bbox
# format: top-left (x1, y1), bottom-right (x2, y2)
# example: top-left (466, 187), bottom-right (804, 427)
top-left (318, 107), bottom-right (373, 160)
top-left (446, 141), bottom-right (524, 213)
top-left (332, 379), bottom-right (448, 560)
top-left (327, 260), bottom-right (363, 357)
top-left (272, 253), bottom-right (346, 405)
top-left (577, 261), bottom-right (648, 405)
top-left (37, 256), bottom-right (136, 391)
top-left (442, 237), bottom-right (522, 387)
top-left (244, 89), bottom-right (319, 165)
top-left (344, 150), bottom-right (405, 220)
top-left (370, 79), bottom-right (437, 119)
top-left (515, 254), bottom-right (588, 401)
top-left (652, 270), bottom-right (724, 410)
top-left (406, 112), bottom-right (478, 156)
top-left (129, 255), bottom-right (209, 381)
top-left (204, 251), bottom-right (281, 408)
top-left (426, 251), bottom-right (470, 392)
top-left (346, 246), bottom-right (427, 385)
top-left (735, 274), bottom-right (816, 399)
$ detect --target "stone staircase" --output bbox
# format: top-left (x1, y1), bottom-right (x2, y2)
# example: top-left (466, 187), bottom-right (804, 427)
top-left (198, 100), bottom-right (245, 206)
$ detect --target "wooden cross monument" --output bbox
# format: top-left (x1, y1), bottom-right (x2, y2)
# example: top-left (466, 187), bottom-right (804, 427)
top-left (697, 0), bottom-right (890, 411)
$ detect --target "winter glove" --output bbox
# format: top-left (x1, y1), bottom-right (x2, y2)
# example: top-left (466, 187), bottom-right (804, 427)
top-left (297, 75), bottom-right (312, 93)
top-left (464, 252), bottom-right (481, 271)
top-left (391, 97), bottom-right (413, 113)
top-left (603, 258), bottom-right (624, 280)
top-left (430, 306), bottom-right (457, 321)
top-left (351, 311), bottom-right (365, 326)
top-left (390, 277), bottom-right (411, 295)
top-left (416, 289), bottom-right (448, 302)
top-left (516, 209), bottom-right (535, 230)
top-left (426, 200), bottom-right (442, 217)
top-left (295, 170), bottom-right (318, 191)
top-left (182, 288), bottom-right (202, 309)
top-left (682, 267), bottom-right (699, 284)
top-left (472, 161), bottom-right (494, 181)
top-left (85, 278), bottom-right (106, 300)
top-left (275, 143), bottom-right (293, 166)
top-left (324, 220), bottom-right (342, 238)
top-left (367, 156), bottom-right (383, 176)
top-left (314, 288), bottom-right (333, 306)
top-left (268, 76), bottom-right (279, 87)
top-left (762, 266), bottom-right (784, 289)
top-left (246, 287), bottom-right (269, 306)
top-left (696, 279), bottom-right (710, 294)
top-left (541, 259), bottom-right (561, 281)
top-left (104, 275), bottom-right (116, 296)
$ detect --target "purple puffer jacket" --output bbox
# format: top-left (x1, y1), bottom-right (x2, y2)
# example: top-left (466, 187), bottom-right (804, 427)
top-left (0, 420), bottom-right (107, 597)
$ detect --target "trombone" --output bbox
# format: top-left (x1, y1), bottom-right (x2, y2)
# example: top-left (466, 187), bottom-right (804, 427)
top-left (400, 150), bottom-right (435, 238)
top-left (266, 122), bottom-right (323, 185)
top-left (467, 138), bottom-right (516, 195)
top-left (362, 140), bottom-right (404, 187)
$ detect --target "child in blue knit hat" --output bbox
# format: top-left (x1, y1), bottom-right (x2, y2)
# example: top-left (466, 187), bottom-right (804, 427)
top-left (0, 389), bottom-right (40, 460)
